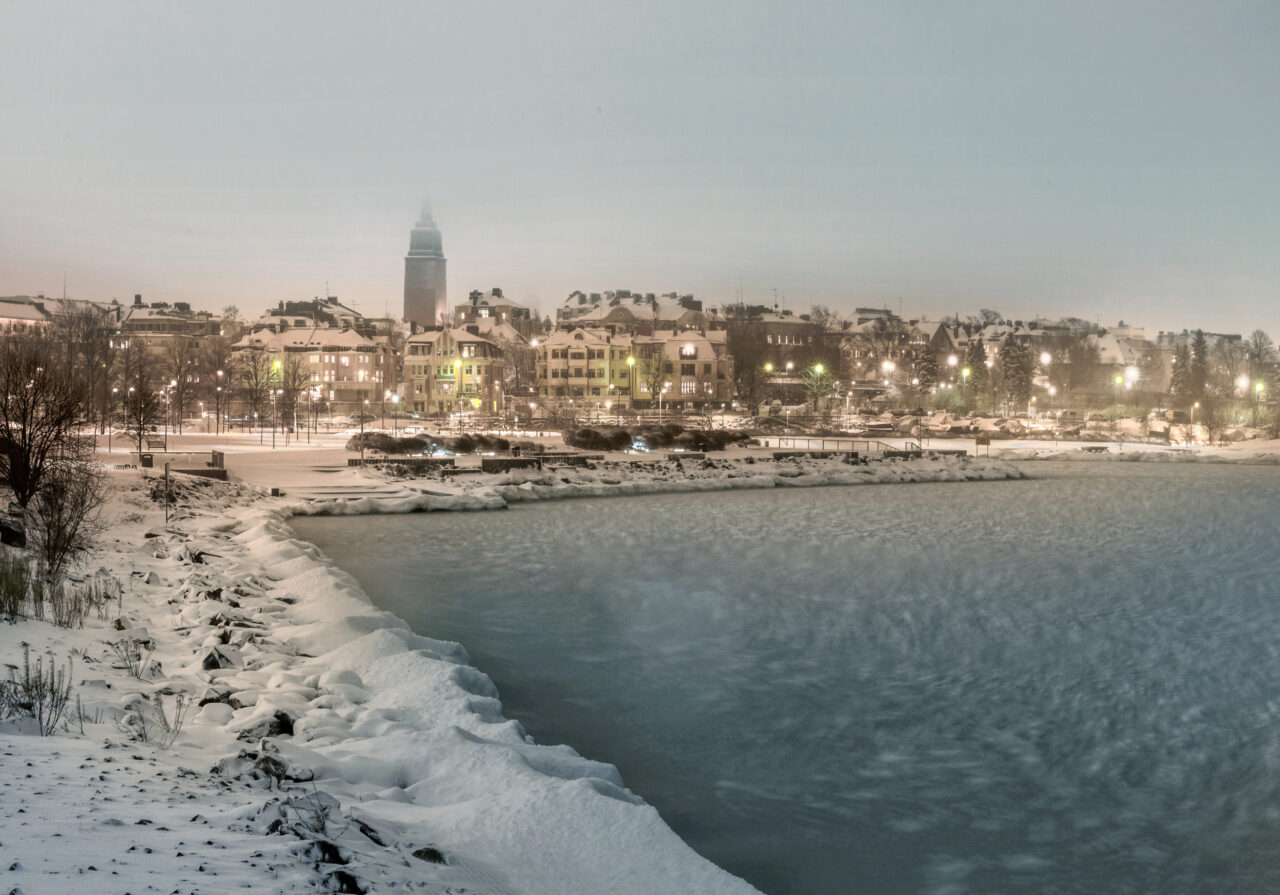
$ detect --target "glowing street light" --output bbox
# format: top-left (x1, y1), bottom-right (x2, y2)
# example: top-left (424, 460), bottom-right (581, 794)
top-left (1040, 351), bottom-right (1051, 367)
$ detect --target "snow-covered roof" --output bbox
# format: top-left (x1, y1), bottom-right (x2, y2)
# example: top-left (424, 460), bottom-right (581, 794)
top-left (234, 325), bottom-right (375, 352)
top-left (0, 297), bottom-right (52, 322)
top-left (468, 318), bottom-right (528, 344)
top-left (406, 327), bottom-right (499, 347)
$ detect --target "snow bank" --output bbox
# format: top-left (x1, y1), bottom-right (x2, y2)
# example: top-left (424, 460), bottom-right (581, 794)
top-left (287, 455), bottom-right (1025, 517)
top-left (190, 499), bottom-right (761, 894)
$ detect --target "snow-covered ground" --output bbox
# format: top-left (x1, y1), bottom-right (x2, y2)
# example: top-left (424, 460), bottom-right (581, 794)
top-left (4, 437), bottom-right (1277, 894)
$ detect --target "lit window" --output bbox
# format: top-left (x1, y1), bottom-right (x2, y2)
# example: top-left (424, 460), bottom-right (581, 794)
top-left (682, 381), bottom-right (696, 394)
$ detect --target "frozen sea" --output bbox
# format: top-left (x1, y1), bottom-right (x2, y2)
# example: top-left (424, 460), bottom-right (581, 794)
top-left (293, 461), bottom-right (1280, 894)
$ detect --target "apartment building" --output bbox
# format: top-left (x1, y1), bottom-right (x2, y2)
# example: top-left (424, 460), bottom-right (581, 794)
top-left (403, 327), bottom-right (505, 415)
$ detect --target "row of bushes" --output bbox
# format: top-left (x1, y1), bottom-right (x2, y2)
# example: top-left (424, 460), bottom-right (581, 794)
top-left (564, 425), bottom-right (750, 452)
top-left (345, 432), bottom-right (538, 455)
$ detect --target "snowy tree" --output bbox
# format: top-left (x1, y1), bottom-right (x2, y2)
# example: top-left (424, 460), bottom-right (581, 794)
top-left (999, 336), bottom-right (1032, 405)
top-left (1169, 343), bottom-right (1192, 399)
top-left (1189, 330), bottom-right (1209, 398)
top-left (962, 337), bottom-right (988, 397)
top-left (912, 348), bottom-right (939, 391)
top-left (801, 363), bottom-right (836, 411)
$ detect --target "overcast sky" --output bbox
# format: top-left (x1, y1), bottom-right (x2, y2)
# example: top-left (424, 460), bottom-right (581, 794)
top-left (3, 1), bottom-right (1279, 333)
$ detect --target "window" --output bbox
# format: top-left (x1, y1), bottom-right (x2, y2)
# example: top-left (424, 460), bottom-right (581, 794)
top-left (681, 381), bottom-right (696, 394)
top-left (679, 345), bottom-right (697, 358)
top-left (703, 363), bottom-right (712, 374)
top-left (341, 356), bottom-right (350, 367)
top-left (681, 363), bottom-right (695, 376)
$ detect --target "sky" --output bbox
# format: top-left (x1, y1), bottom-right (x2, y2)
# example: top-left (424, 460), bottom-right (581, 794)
top-left (3, 1), bottom-right (1280, 334)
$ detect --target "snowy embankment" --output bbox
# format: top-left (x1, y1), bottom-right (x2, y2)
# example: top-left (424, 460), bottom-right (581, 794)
top-left (287, 454), bottom-right (1025, 517)
top-left (3, 456), bottom-right (1020, 893)
top-left (2, 472), bottom-right (763, 894)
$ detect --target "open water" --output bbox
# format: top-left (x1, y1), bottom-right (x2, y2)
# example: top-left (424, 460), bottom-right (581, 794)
top-left (293, 461), bottom-right (1280, 894)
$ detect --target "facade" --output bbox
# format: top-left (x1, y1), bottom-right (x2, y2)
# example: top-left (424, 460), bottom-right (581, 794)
top-left (232, 325), bottom-right (392, 418)
top-left (403, 203), bottom-right (447, 330)
top-left (403, 327), bottom-right (505, 415)
top-left (534, 326), bottom-right (732, 410)
top-left (536, 328), bottom-right (635, 407)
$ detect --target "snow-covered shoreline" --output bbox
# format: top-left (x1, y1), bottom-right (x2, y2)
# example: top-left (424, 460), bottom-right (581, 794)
top-left (286, 454), bottom-right (1027, 517)
top-left (3, 455), bottom-right (1024, 894)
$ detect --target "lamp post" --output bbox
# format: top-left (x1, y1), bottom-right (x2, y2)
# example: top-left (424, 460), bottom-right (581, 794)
top-left (626, 355), bottom-right (635, 411)
top-left (453, 358), bottom-right (464, 428)
top-left (215, 369), bottom-right (224, 436)
top-left (961, 367), bottom-right (970, 402)
top-left (1254, 380), bottom-right (1265, 426)
top-left (391, 394), bottom-right (400, 436)
top-left (271, 389), bottom-right (279, 449)
top-left (110, 387), bottom-right (118, 452)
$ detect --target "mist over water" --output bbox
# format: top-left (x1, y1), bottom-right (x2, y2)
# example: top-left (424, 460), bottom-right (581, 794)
top-left (294, 463), bottom-right (1280, 894)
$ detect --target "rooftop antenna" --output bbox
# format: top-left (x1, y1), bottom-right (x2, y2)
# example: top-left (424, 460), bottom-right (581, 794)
top-left (772, 288), bottom-right (779, 312)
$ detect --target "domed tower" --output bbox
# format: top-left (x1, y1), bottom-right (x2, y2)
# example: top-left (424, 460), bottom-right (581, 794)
top-left (404, 202), bottom-right (447, 329)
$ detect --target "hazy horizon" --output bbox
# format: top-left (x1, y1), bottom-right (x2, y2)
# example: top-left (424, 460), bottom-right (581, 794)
top-left (3, 1), bottom-right (1279, 334)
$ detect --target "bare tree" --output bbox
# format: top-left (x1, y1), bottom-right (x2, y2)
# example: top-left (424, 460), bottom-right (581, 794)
top-left (119, 340), bottom-right (162, 453)
top-left (0, 338), bottom-right (88, 508)
top-left (237, 349), bottom-right (273, 431)
top-left (808, 305), bottom-right (842, 332)
top-left (50, 302), bottom-right (116, 433)
top-left (201, 335), bottom-right (235, 431)
top-left (165, 338), bottom-right (199, 433)
top-left (637, 342), bottom-right (668, 408)
top-left (723, 304), bottom-right (768, 412)
top-left (1247, 329), bottom-right (1274, 381)
top-left (279, 353), bottom-right (309, 436)
top-left (26, 458), bottom-right (108, 581)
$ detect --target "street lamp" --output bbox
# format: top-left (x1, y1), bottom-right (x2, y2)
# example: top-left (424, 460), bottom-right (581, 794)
top-left (110, 387), bottom-right (118, 452)
top-left (391, 394), bottom-right (400, 436)
top-left (626, 355), bottom-right (636, 410)
top-left (215, 369), bottom-right (224, 435)
top-left (1040, 351), bottom-right (1051, 367)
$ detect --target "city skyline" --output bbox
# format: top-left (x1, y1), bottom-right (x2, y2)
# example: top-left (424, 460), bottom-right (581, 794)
top-left (3, 2), bottom-right (1280, 334)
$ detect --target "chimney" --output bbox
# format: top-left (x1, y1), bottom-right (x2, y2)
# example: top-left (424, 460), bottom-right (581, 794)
top-left (134, 294), bottom-right (143, 306)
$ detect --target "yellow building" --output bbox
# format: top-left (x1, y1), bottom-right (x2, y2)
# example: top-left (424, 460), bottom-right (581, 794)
top-left (404, 327), bottom-right (505, 415)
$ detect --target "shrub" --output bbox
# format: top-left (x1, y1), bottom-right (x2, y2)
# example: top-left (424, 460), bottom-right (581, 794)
top-left (25, 460), bottom-right (108, 583)
top-left (0, 550), bottom-right (30, 621)
top-left (116, 691), bottom-right (188, 748)
top-left (0, 643), bottom-right (73, 735)
top-left (447, 434), bottom-right (477, 454)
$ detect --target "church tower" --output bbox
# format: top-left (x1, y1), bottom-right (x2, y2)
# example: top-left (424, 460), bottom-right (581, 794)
top-left (404, 202), bottom-right (447, 329)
